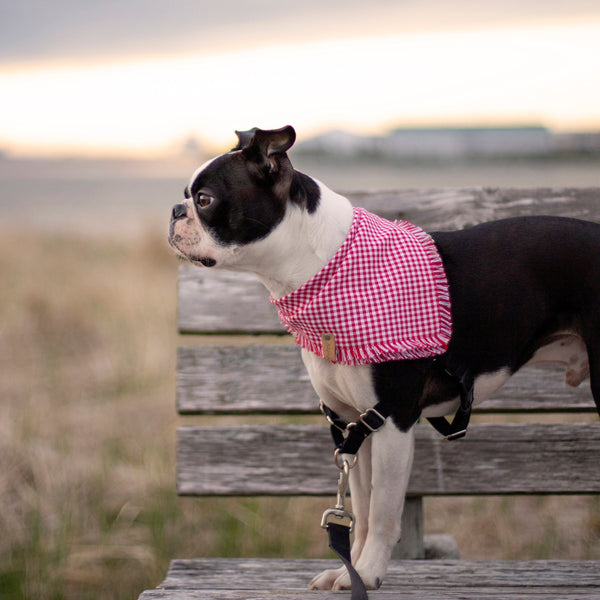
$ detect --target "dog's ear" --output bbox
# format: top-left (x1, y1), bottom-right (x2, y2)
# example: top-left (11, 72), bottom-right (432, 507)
top-left (234, 126), bottom-right (296, 174)
top-left (233, 128), bottom-right (257, 151)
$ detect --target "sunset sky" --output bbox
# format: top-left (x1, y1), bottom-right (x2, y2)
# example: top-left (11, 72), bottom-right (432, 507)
top-left (1, 1), bottom-right (600, 157)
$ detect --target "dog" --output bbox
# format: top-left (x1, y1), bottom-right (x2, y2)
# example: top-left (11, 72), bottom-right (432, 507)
top-left (168, 125), bottom-right (600, 591)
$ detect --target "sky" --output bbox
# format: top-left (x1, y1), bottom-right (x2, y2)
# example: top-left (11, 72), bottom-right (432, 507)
top-left (1, 1), bottom-right (600, 157)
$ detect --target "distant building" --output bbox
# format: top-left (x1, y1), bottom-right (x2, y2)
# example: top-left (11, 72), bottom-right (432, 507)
top-left (554, 132), bottom-right (600, 155)
top-left (380, 126), bottom-right (554, 159)
top-left (294, 126), bottom-right (594, 160)
top-left (294, 130), bottom-right (379, 157)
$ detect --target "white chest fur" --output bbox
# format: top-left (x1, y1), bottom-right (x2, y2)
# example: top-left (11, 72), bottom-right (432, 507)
top-left (301, 349), bottom-right (378, 423)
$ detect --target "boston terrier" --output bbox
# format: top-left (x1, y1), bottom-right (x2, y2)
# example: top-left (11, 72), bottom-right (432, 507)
top-left (168, 125), bottom-right (600, 591)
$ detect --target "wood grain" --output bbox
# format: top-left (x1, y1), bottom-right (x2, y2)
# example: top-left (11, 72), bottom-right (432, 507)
top-left (177, 345), bottom-right (596, 414)
top-left (158, 557), bottom-right (600, 589)
top-left (140, 588), bottom-right (600, 599)
top-left (139, 558), bottom-right (600, 599)
top-left (177, 422), bottom-right (600, 496)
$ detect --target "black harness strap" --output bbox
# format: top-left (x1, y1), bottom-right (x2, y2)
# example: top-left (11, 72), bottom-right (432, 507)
top-left (320, 402), bottom-right (388, 455)
top-left (426, 360), bottom-right (475, 441)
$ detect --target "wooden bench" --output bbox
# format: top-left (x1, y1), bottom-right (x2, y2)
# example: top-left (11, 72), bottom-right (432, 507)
top-left (140, 188), bottom-right (600, 599)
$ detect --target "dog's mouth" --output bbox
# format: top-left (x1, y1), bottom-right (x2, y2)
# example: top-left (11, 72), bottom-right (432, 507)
top-left (168, 218), bottom-right (218, 269)
top-left (168, 236), bottom-right (216, 267)
top-left (190, 256), bottom-right (217, 268)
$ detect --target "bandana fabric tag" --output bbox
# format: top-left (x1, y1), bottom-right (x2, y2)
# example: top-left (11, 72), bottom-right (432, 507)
top-left (271, 207), bottom-right (452, 365)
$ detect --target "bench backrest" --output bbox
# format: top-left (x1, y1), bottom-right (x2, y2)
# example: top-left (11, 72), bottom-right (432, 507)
top-left (176, 188), bottom-right (600, 500)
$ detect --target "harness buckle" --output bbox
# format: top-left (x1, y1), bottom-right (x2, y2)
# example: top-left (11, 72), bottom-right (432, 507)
top-left (359, 407), bottom-right (386, 432)
top-left (444, 428), bottom-right (467, 441)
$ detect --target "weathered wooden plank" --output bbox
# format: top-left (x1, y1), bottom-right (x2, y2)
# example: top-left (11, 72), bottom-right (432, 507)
top-left (139, 588), bottom-right (600, 599)
top-left (138, 559), bottom-right (600, 598)
top-left (346, 187), bottom-right (600, 231)
top-left (158, 558), bottom-right (600, 590)
top-left (177, 423), bottom-right (600, 496)
top-left (178, 268), bottom-right (280, 334)
top-left (177, 344), bottom-right (312, 414)
top-left (178, 188), bottom-right (600, 334)
top-left (177, 345), bottom-right (596, 414)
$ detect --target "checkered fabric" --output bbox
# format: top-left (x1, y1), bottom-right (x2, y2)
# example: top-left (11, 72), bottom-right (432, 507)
top-left (271, 207), bottom-right (452, 365)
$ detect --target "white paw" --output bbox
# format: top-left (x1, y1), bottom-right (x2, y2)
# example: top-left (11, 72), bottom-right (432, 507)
top-left (310, 565), bottom-right (383, 591)
top-left (332, 561), bottom-right (384, 590)
top-left (308, 566), bottom-right (346, 590)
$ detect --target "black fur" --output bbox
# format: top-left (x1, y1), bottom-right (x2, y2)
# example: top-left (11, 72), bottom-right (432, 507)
top-left (186, 146), bottom-right (320, 246)
top-left (187, 152), bottom-right (287, 245)
top-left (373, 216), bottom-right (600, 431)
top-left (289, 169), bottom-right (321, 214)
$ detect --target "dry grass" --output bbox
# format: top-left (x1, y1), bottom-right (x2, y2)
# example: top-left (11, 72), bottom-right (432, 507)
top-left (1, 229), bottom-right (599, 599)
top-left (0, 230), bottom-right (180, 599)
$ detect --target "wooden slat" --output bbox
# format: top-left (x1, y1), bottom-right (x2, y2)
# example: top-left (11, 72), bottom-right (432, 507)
top-left (140, 588), bottom-right (600, 599)
top-left (178, 269), bottom-right (280, 334)
top-left (177, 344), bottom-right (312, 414)
top-left (177, 345), bottom-right (597, 414)
top-left (156, 558), bottom-right (600, 590)
top-left (177, 422), bottom-right (600, 496)
top-left (139, 559), bottom-right (600, 599)
top-left (178, 187), bottom-right (600, 334)
top-left (345, 187), bottom-right (600, 231)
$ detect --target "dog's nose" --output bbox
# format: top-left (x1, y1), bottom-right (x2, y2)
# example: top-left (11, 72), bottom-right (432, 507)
top-left (172, 203), bottom-right (188, 221)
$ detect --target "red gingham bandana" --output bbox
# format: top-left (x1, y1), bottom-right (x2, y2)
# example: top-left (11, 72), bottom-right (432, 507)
top-left (271, 207), bottom-right (452, 365)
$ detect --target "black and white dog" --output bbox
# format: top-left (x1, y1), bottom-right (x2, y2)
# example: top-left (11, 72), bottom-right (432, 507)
top-left (168, 126), bottom-right (600, 591)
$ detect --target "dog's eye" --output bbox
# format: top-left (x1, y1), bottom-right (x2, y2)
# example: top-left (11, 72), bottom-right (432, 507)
top-left (196, 193), bottom-right (213, 208)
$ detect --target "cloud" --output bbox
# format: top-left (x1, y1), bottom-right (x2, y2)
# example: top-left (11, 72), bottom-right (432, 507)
top-left (2, 0), bottom-right (599, 65)
top-left (2, 21), bottom-right (600, 155)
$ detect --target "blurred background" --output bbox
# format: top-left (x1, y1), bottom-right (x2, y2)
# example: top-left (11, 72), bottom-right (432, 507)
top-left (1, 2), bottom-right (600, 599)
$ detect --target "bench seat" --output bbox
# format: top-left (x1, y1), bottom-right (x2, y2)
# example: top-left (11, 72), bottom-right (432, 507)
top-left (140, 558), bottom-right (600, 599)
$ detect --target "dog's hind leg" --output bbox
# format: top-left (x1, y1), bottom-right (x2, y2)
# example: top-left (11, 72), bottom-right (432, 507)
top-left (309, 438), bottom-right (373, 590)
top-left (331, 422), bottom-right (415, 591)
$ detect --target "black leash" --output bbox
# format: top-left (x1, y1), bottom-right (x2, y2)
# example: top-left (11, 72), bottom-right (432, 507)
top-left (327, 523), bottom-right (369, 600)
top-left (320, 456), bottom-right (369, 600)
top-left (319, 403), bottom-right (387, 600)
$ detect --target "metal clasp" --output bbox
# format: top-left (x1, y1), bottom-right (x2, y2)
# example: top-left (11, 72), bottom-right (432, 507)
top-left (321, 457), bottom-right (355, 532)
top-left (334, 448), bottom-right (357, 470)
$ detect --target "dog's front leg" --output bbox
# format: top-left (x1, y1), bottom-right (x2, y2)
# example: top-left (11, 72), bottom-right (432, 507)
top-left (309, 437), bottom-right (372, 590)
top-left (333, 421), bottom-right (415, 591)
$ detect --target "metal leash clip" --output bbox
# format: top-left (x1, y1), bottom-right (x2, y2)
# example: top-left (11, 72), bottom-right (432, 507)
top-left (320, 457), bottom-right (355, 533)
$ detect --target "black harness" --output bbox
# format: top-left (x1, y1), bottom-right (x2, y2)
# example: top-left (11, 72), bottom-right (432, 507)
top-left (321, 359), bottom-right (475, 453)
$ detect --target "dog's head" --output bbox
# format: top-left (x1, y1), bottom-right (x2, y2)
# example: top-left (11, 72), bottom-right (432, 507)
top-left (168, 125), bottom-right (320, 269)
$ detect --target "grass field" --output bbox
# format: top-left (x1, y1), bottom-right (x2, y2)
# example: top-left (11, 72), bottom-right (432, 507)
top-left (1, 229), bottom-right (599, 599)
